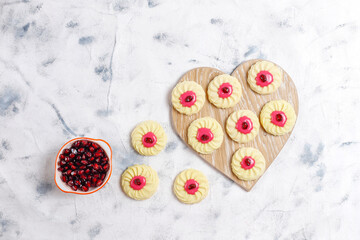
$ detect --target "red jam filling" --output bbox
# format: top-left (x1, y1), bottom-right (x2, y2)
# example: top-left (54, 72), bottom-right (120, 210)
top-left (142, 132), bottom-right (157, 148)
top-left (184, 179), bottom-right (199, 195)
top-left (235, 116), bottom-right (253, 134)
top-left (180, 91), bottom-right (197, 107)
top-left (255, 71), bottom-right (273, 87)
top-left (196, 128), bottom-right (214, 144)
top-left (218, 82), bottom-right (233, 98)
top-left (130, 175), bottom-right (146, 190)
top-left (270, 111), bottom-right (287, 127)
top-left (240, 156), bottom-right (255, 170)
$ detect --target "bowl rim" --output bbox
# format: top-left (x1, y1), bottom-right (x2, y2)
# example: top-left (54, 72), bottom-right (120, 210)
top-left (54, 137), bottom-right (113, 195)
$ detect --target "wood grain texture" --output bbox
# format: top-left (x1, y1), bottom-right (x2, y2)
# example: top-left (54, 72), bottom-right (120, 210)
top-left (171, 59), bottom-right (299, 191)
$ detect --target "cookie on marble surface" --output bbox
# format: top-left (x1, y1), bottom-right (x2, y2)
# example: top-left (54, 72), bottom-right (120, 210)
top-left (173, 169), bottom-right (209, 204)
top-left (131, 120), bottom-right (167, 156)
top-left (226, 110), bottom-right (260, 143)
top-left (231, 147), bottom-right (266, 181)
top-left (247, 60), bottom-right (282, 94)
top-left (171, 81), bottom-right (205, 115)
top-left (207, 74), bottom-right (242, 108)
top-left (260, 100), bottom-right (296, 136)
top-left (121, 164), bottom-right (159, 200)
top-left (187, 117), bottom-right (224, 154)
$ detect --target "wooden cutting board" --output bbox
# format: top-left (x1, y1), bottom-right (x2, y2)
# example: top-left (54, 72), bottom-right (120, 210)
top-left (171, 59), bottom-right (299, 191)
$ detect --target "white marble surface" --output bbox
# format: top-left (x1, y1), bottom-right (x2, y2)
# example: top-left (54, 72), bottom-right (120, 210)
top-left (0, 0), bottom-right (359, 239)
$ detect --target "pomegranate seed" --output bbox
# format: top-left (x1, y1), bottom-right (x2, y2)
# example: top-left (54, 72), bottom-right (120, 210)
top-left (78, 170), bottom-right (85, 175)
top-left (66, 170), bottom-right (72, 175)
top-left (92, 143), bottom-right (99, 149)
top-left (63, 149), bottom-right (70, 155)
top-left (75, 162), bottom-right (81, 166)
top-left (57, 167), bottom-right (63, 172)
top-left (70, 171), bottom-right (77, 176)
top-left (71, 165), bottom-right (77, 170)
top-left (71, 148), bottom-right (77, 154)
top-left (67, 180), bottom-right (74, 186)
top-left (100, 174), bottom-right (106, 180)
top-left (69, 153), bottom-right (75, 159)
top-left (85, 181), bottom-right (91, 187)
top-left (96, 180), bottom-right (103, 187)
top-left (102, 157), bottom-right (108, 162)
top-left (94, 152), bottom-right (102, 158)
top-left (82, 186), bottom-right (89, 192)
top-left (71, 185), bottom-right (78, 191)
top-left (93, 174), bottom-right (100, 179)
top-left (60, 160), bottom-right (66, 166)
top-left (92, 178), bottom-right (97, 183)
top-left (81, 160), bottom-right (88, 165)
top-left (95, 158), bottom-right (101, 163)
top-left (59, 154), bottom-right (65, 160)
top-left (78, 148), bottom-right (85, 153)
top-left (103, 164), bottom-right (109, 171)
top-left (72, 141), bottom-right (81, 148)
top-left (74, 180), bottom-right (81, 186)
top-left (61, 175), bottom-right (67, 182)
top-left (93, 164), bottom-right (100, 170)
top-left (79, 165), bottom-right (86, 170)
top-left (81, 154), bottom-right (86, 160)
top-left (80, 175), bottom-right (87, 180)
top-left (89, 147), bottom-right (95, 153)
top-left (89, 157), bottom-right (95, 162)
top-left (85, 169), bottom-right (90, 174)
top-left (76, 155), bottom-right (81, 161)
top-left (85, 152), bottom-right (92, 158)
top-left (81, 140), bottom-right (88, 146)
top-left (64, 156), bottom-right (70, 162)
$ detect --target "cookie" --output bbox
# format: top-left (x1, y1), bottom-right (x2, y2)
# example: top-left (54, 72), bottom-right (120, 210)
top-left (173, 169), bottom-right (209, 204)
top-left (231, 147), bottom-right (266, 181)
top-left (131, 120), bottom-right (167, 156)
top-left (171, 81), bottom-right (205, 115)
top-left (226, 110), bottom-right (260, 143)
top-left (188, 117), bottom-right (224, 154)
top-left (247, 60), bottom-right (282, 94)
top-left (207, 74), bottom-right (242, 108)
top-left (260, 100), bottom-right (296, 136)
top-left (121, 164), bottom-right (159, 200)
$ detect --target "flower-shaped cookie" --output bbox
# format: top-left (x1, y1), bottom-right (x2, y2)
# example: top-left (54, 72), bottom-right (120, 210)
top-left (121, 164), bottom-right (159, 200)
top-left (188, 117), bottom-right (224, 154)
top-left (173, 169), bottom-right (209, 204)
top-left (171, 81), bottom-right (205, 115)
top-left (131, 121), bottom-right (167, 156)
top-left (226, 110), bottom-right (260, 143)
top-left (260, 100), bottom-right (296, 136)
top-left (247, 60), bottom-right (282, 94)
top-left (231, 147), bottom-right (266, 181)
top-left (207, 74), bottom-right (242, 108)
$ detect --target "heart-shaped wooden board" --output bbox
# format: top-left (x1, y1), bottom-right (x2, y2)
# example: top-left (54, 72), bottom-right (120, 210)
top-left (171, 59), bottom-right (299, 191)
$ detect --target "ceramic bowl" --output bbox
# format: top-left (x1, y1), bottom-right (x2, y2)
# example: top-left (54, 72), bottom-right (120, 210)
top-left (54, 137), bottom-right (112, 195)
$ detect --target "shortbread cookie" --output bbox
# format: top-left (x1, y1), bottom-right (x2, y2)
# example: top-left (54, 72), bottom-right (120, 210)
top-left (231, 147), bottom-right (266, 181)
top-left (173, 169), bottom-right (209, 204)
top-left (207, 74), bottom-right (242, 108)
top-left (131, 120), bottom-right (167, 156)
top-left (226, 110), bottom-right (260, 143)
top-left (260, 100), bottom-right (296, 136)
top-left (247, 60), bottom-right (282, 94)
top-left (171, 81), bottom-right (205, 115)
top-left (121, 164), bottom-right (159, 200)
top-left (188, 117), bottom-right (224, 154)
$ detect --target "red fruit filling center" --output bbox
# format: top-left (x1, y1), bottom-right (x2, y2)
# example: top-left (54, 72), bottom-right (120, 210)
top-left (58, 140), bottom-right (110, 192)
top-left (180, 91), bottom-right (197, 107)
top-left (130, 175), bottom-right (146, 190)
top-left (184, 179), bottom-right (199, 195)
top-left (255, 71), bottom-right (273, 87)
top-left (240, 156), bottom-right (255, 170)
top-left (270, 111), bottom-right (287, 127)
top-left (218, 82), bottom-right (233, 98)
top-left (196, 128), bottom-right (214, 144)
top-left (235, 116), bottom-right (253, 134)
top-left (141, 132), bottom-right (157, 148)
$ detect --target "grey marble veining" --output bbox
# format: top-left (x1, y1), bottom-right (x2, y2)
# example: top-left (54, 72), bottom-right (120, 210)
top-left (0, 0), bottom-right (359, 239)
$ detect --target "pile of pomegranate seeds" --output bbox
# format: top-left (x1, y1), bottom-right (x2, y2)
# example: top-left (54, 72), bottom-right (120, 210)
top-left (57, 140), bottom-right (110, 192)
